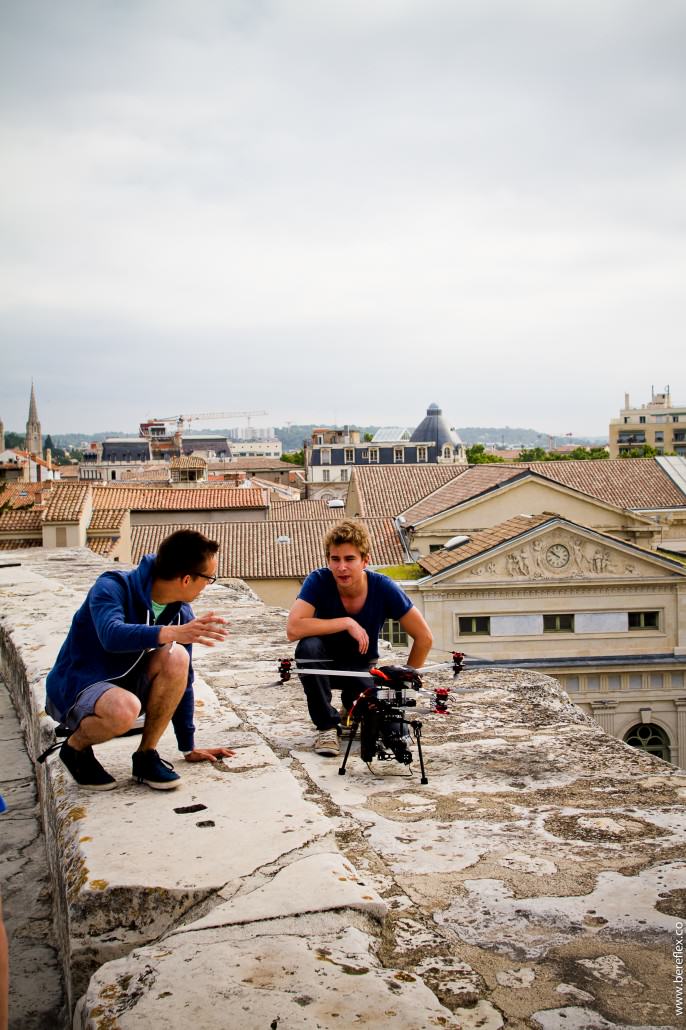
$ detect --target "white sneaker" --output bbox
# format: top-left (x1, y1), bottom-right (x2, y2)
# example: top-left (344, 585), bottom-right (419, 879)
top-left (313, 728), bottom-right (340, 756)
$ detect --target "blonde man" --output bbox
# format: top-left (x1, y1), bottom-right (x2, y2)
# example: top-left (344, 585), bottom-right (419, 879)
top-left (287, 519), bottom-right (432, 755)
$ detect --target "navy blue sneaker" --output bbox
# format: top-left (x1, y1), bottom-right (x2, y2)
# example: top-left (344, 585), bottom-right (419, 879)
top-left (132, 749), bottom-right (181, 790)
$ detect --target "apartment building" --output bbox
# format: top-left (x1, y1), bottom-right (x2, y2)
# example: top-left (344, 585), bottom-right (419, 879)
top-left (609, 387), bottom-right (686, 457)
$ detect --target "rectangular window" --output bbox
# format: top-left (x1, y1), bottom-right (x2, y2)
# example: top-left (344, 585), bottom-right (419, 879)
top-left (322, 469), bottom-right (330, 482)
top-left (563, 676), bottom-right (579, 693)
top-left (628, 610), bottom-right (659, 630)
top-left (381, 619), bottom-right (409, 646)
top-left (344, 448), bottom-right (354, 463)
top-left (417, 446), bottom-right (428, 462)
top-left (340, 469), bottom-right (349, 482)
top-left (543, 613), bottom-right (574, 632)
top-left (458, 616), bottom-right (491, 635)
top-left (368, 448), bottom-right (379, 463)
top-left (321, 448), bottom-right (331, 464)
top-left (394, 447), bottom-right (405, 463)
top-left (639, 416), bottom-right (646, 423)
top-left (655, 432), bottom-right (664, 443)
top-left (606, 675), bottom-right (621, 691)
top-left (429, 544), bottom-right (443, 553)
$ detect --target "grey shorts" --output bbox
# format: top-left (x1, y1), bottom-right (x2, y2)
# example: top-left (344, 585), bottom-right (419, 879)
top-left (61, 660), bottom-right (152, 735)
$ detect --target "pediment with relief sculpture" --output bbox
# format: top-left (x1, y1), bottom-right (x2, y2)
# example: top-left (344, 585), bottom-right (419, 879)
top-left (436, 527), bottom-right (684, 584)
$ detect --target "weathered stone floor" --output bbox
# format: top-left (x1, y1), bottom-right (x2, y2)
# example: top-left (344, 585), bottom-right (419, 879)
top-left (0, 677), bottom-right (66, 1029)
top-left (1, 548), bottom-right (685, 1029)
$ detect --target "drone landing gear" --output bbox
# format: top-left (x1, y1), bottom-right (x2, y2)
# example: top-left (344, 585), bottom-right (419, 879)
top-left (338, 713), bottom-right (429, 785)
top-left (338, 716), bottom-right (361, 776)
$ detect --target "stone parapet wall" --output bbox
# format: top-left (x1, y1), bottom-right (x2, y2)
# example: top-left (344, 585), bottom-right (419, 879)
top-left (1, 548), bottom-right (685, 1029)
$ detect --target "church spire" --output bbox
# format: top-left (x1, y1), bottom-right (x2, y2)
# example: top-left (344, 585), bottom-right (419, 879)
top-left (25, 381), bottom-right (42, 457)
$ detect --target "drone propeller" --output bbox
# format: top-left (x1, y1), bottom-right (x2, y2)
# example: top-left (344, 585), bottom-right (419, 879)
top-left (275, 651), bottom-right (479, 686)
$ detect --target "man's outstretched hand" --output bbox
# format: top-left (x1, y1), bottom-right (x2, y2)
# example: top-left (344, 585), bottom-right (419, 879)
top-left (183, 746), bottom-right (236, 763)
top-left (171, 612), bottom-right (229, 647)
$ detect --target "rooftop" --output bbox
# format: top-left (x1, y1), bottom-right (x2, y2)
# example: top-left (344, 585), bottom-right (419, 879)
top-left (402, 464), bottom-right (523, 524)
top-left (350, 464), bottom-right (468, 517)
top-left (131, 515), bottom-right (404, 578)
top-left (0, 549), bottom-right (683, 1028)
top-left (43, 483), bottom-right (90, 523)
top-left (91, 484), bottom-right (267, 511)
top-left (416, 513), bottom-right (557, 574)
top-left (350, 458), bottom-right (686, 522)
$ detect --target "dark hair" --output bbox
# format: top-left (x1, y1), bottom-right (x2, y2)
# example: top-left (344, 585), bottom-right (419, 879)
top-left (153, 530), bottom-right (219, 581)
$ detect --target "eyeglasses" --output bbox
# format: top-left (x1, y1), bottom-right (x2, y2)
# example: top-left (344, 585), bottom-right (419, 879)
top-left (193, 572), bottom-right (217, 585)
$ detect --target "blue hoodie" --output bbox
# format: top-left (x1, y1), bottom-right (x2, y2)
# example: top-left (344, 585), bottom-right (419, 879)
top-left (45, 554), bottom-right (196, 752)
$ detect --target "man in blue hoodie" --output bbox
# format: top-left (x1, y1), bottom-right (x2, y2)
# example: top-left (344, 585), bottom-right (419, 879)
top-left (45, 529), bottom-right (232, 791)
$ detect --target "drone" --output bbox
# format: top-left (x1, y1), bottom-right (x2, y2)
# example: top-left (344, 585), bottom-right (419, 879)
top-left (276, 652), bottom-right (471, 784)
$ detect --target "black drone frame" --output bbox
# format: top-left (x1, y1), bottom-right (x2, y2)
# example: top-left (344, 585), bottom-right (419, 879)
top-left (277, 652), bottom-right (467, 784)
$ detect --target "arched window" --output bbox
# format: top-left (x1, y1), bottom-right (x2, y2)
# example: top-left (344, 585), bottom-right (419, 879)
top-left (623, 723), bottom-right (671, 762)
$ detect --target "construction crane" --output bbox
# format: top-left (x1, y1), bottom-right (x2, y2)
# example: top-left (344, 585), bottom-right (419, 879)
top-left (139, 411), bottom-right (268, 438)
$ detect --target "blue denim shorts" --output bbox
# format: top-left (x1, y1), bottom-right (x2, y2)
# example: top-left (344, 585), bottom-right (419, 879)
top-left (61, 659), bottom-right (152, 734)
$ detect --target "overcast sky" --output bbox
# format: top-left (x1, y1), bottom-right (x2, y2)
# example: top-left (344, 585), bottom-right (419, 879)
top-left (2, 0), bottom-right (685, 437)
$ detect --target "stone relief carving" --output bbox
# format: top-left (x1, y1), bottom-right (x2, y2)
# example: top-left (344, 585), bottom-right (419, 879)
top-left (463, 533), bottom-right (647, 581)
top-left (470, 561), bottom-right (497, 577)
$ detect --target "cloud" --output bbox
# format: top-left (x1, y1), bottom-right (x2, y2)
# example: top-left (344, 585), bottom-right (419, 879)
top-left (1, 0), bottom-right (685, 434)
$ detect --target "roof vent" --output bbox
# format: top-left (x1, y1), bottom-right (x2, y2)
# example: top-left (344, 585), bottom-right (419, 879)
top-left (327, 498), bottom-right (344, 508)
top-left (445, 534), bottom-right (470, 550)
top-left (276, 535), bottom-right (290, 544)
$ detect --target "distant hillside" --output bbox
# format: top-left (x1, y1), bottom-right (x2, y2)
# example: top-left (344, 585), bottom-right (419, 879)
top-left (274, 426), bottom-right (607, 452)
top-left (42, 425), bottom-right (606, 453)
top-left (457, 427), bottom-right (608, 448)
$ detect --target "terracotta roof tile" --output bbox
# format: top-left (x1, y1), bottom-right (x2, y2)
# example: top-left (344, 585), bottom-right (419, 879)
top-left (351, 458), bottom-right (686, 523)
top-left (87, 537), bottom-right (118, 556)
top-left (0, 509), bottom-right (43, 533)
top-left (417, 514), bottom-right (553, 575)
top-left (526, 458), bottom-right (686, 509)
top-left (91, 485), bottom-right (267, 511)
top-left (0, 538), bottom-right (42, 550)
top-left (131, 517), bottom-right (403, 579)
top-left (170, 456), bottom-right (207, 469)
top-left (0, 482), bottom-right (50, 508)
top-left (402, 466), bottom-right (522, 524)
top-left (118, 468), bottom-right (171, 483)
top-left (43, 483), bottom-right (90, 523)
top-left (350, 465), bottom-right (469, 518)
top-left (209, 458), bottom-right (298, 471)
top-left (88, 508), bottom-right (127, 531)
top-left (268, 500), bottom-right (342, 521)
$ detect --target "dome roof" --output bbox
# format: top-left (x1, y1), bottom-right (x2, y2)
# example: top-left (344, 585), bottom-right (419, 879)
top-left (410, 402), bottom-right (462, 448)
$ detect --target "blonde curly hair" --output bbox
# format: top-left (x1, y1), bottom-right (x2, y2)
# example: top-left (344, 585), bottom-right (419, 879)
top-left (323, 518), bottom-right (371, 560)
